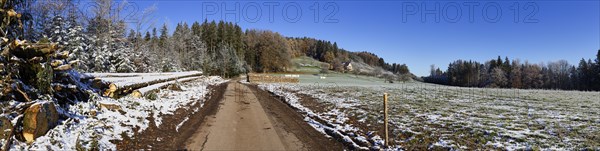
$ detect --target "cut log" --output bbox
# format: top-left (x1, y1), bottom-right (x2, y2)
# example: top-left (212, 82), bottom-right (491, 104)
top-left (5, 9), bottom-right (17, 17)
top-left (108, 84), bottom-right (117, 92)
top-left (129, 77), bottom-right (199, 98)
top-left (102, 83), bottom-right (118, 97)
top-left (97, 71), bottom-right (202, 98)
top-left (27, 56), bottom-right (43, 63)
top-left (0, 116), bottom-right (13, 142)
top-left (11, 42), bottom-right (58, 59)
top-left (54, 51), bottom-right (69, 59)
top-left (22, 102), bottom-right (59, 143)
top-left (68, 60), bottom-right (79, 66)
top-left (53, 64), bottom-right (71, 71)
top-left (10, 39), bottom-right (26, 49)
top-left (1, 116), bottom-right (15, 151)
top-left (1, 47), bottom-right (10, 57)
top-left (130, 90), bottom-right (142, 98)
top-left (102, 91), bottom-right (111, 98)
top-left (50, 60), bottom-right (63, 67)
top-left (99, 103), bottom-right (122, 112)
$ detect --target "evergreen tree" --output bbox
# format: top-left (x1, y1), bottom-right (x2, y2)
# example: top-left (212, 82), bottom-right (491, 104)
top-left (192, 21), bottom-right (202, 36)
top-left (87, 16), bottom-right (137, 73)
top-left (188, 34), bottom-right (207, 71)
top-left (145, 31), bottom-right (151, 41)
top-left (128, 29), bottom-right (136, 41)
top-left (152, 27), bottom-right (158, 40)
top-left (159, 23), bottom-right (169, 49)
top-left (65, 22), bottom-right (92, 71)
top-left (47, 16), bottom-right (68, 46)
top-left (594, 50), bottom-right (600, 90)
top-left (577, 59), bottom-right (590, 90)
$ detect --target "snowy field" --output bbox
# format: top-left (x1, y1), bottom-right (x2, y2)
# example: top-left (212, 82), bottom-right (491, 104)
top-left (259, 74), bottom-right (600, 150)
top-left (6, 76), bottom-right (227, 150)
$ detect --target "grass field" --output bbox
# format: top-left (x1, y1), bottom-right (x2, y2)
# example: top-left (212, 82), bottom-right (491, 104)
top-left (289, 56), bottom-right (329, 74)
top-left (259, 73), bottom-right (600, 150)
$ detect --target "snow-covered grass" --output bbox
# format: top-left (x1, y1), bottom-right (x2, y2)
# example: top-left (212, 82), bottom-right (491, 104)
top-left (259, 77), bottom-right (600, 150)
top-left (260, 84), bottom-right (379, 150)
top-left (7, 76), bottom-right (227, 150)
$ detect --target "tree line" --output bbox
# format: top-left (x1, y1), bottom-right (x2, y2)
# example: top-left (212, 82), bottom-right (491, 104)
top-left (26, 0), bottom-right (410, 78)
top-left (424, 51), bottom-right (600, 91)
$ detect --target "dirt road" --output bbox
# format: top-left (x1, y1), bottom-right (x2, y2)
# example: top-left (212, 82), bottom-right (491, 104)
top-left (185, 82), bottom-right (343, 150)
top-left (116, 81), bottom-right (342, 150)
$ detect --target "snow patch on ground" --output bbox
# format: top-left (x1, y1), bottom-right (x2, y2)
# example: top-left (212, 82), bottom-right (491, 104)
top-left (7, 76), bottom-right (226, 150)
top-left (259, 84), bottom-right (375, 150)
top-left (176, 117), bottom-right (189, 132)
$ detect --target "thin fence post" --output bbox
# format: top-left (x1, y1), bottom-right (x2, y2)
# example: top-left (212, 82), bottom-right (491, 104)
top-left (383, 93), bottom-right (389, 147)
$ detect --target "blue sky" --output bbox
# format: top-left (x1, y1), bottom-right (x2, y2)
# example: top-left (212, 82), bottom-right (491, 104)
top-left (106, 0), bottom-right (599, 76)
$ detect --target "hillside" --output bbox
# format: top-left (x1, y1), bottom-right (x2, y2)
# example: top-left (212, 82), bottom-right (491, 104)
top-left (290, 56), bottom-right (329, 74)
top-left (289, 56), bottom-right (413, 82)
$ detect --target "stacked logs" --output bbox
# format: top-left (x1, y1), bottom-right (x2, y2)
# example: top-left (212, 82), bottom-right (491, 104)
top-left (102, 72), bottom-right (202, 98)
top-left (0, 0), bottom-right (95, 148)
top-left (129, 76), bottom-right (200, 98)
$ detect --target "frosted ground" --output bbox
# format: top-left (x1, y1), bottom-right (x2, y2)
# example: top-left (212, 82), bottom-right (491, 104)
top-left (5, 76), bottom-right (227, 150)
top-left (260, 74), bottom-right (600, 150)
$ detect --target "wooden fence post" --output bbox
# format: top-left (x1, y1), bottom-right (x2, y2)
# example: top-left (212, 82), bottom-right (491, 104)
top-left (383, 93), bottom-right (389, 147)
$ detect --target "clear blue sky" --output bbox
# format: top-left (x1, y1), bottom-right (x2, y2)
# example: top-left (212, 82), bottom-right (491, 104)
top-left (106, 0), bottom-right (599, 76)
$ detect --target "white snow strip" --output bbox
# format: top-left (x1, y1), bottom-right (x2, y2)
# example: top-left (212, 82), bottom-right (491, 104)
top-left (176, 117), bottom-right (189, 132)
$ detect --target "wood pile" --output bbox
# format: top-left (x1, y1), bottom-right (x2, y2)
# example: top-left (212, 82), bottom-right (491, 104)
top-left (97, 72), bottom-right (203, 98)
top-left (0, 1), bottom-right (96, 147)
top-left (129, 76), bottom-right (200, 98)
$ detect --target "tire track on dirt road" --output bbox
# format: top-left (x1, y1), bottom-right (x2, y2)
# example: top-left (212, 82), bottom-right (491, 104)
top-left (185, 81), bottom-right (343, 150)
